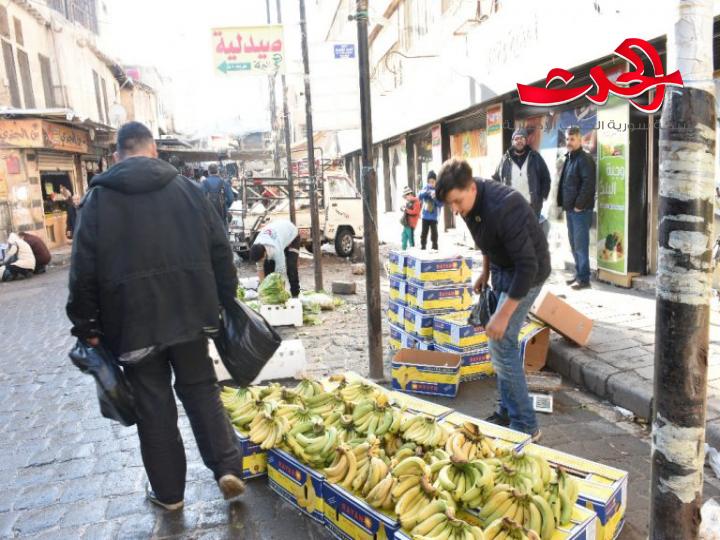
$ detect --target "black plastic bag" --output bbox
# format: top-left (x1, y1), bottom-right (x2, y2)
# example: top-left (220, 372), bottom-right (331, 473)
top-left (468, 286), bottom-right (498, 328)
top-left (214, 298), bottom-right (282, 386)
top-left (69, 340), bottom-right (138, 426)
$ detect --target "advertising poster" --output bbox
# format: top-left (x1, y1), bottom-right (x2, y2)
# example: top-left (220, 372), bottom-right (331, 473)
top-left (212, 25), bottom-right (284, 75)
top-left (596, 98), bottom-right (629, 275)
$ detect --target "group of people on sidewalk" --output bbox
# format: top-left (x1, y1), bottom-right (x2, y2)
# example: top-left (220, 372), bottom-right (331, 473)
top-left (0, 231), bottom-right (52, 281)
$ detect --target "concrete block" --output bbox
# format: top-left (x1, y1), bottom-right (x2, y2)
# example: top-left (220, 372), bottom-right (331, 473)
top-left (606, 372), bottom-right (653, 420)
top-left (579, 359), bottom-right (620, 398)
top-left (351, 264), bottom-right (365, 275)
top-left (332, 281), bottom-right (357, 295)
top-left (587, 337), bottom-right (643, 354)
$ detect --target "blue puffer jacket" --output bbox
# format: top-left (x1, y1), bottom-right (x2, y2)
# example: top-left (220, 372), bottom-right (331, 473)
top-left (418, 184), bottom-right (442, 221)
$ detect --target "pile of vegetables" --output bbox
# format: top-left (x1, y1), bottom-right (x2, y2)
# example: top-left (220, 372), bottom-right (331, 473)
top-left (258, 273), bottom-right (291, 305)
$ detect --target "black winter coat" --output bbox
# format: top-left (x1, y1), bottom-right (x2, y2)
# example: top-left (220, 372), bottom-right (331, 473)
top-left (66, 157), bottom-right (238, 357)
top-left (491, 149), bottom-right (551, 216)
top-left (557, 148), bottom-right (596, 211)
top-left (463, 179), bottom-right (551, 299)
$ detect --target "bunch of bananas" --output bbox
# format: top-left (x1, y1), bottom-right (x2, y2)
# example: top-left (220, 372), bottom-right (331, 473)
top-left (340, 380), bottom-right (380, 403)
top-left (352, 395), bottom-right (401, 436)
top-left (411, 500), bottom-right (485, 540)
top-left (276, 404), bottom-right (317, 428)
top-left (501, 450), bottom-right (554, 492)
top-left (542, 468), bottom-right (579, 527)
top-left (229, 399), bottom-right (275, 430)
top-left (220, 386), bottom-right (256, 410)
top-left (248, 410), bottom-right (290, 450)
top-left (383, 432), bottom-right (405, 456)
top-left (445, 422), bottom-right (497, 460)
top-left (278, 388), bottom-right (305, 406)
top-left (294, 378), bottom-right (325, 399)
top-left (433, 457), bottom-right (495, 508)
top-left (483, 517), bottom-right (541, 540)
top-left (254, 383), bottom-right (283, 402)
top-left (491, 463), bottom-right (537, 494)
top-left (353, 445), bottom-right (391, 496)
top-left (306, 391), bottom-right (346, 419)
top-left (364, 472), bottom-right (396, 510)
top-left (393, 472), bottom-right (438, 529)
top-left (324, 443), bottom-right (363, 487)
top-left (286, 419), bottom-right (338, 468)
top-left (479, 486), bottom-right (556, 540)
top-left (401, 415), bottom-right (448, 447)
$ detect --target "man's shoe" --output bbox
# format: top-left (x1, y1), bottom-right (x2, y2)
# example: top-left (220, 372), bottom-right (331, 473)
top-left (484, 412), bottom-right (510, 427)
top-left (218, 474), bottom-right (246, 500)
top-left (571, 281), bottom-right (591, 290)
top-left (146, 486), bottom-right (183, 511)
top-left (565, 277), bottom-right (577, 285)
top-left (530, 429), bottom-right (542, 443)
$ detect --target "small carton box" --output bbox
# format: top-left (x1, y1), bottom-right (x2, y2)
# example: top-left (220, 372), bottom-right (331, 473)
top-left (520, 443), bottom-right (628, 540)
top-left (388, 390), bottom-right (454, 419)
top-left (406, 282), bottom-right (473, 312)
top-left (234, 430), bottom-right (267, 479)
top-left (433, 311), bottom-right (487, 349)
top-left (404, 305), bottom-right (448, 339)
top-left (440, 410), bottom-right (531, 447)
top-left (531, 290), bottom-right (593, 346)
top-left (389, 276), bottom-right (407, 305)
top-left (389, 324), bottom-right (433, 351)
top-left (267, 448), bottom-right (325, 524)
top-left (323, 482), bottom-right (401, 540)
top-left (388, 249), bottom-right (409, 277)
top-left (405, 252), bottom-right (472, 285)
top-left (387, 300), bottom-right (405, 326)
top-left (434, 344), bottom-right (493, 381)
top-left (391, 348), bottom-right (462, 397)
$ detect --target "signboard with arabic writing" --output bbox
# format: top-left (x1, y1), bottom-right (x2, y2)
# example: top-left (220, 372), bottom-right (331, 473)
top-left (0, 119), bottom-right (88, 154)
top-left (212, 25), bottom-right (285, 76)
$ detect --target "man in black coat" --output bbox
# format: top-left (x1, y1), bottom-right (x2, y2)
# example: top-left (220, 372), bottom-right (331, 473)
top-left (436, 158), bottom-right (550, 440)
top-left (557, 125), bottom-right (596, 290)
top-left (67, 122), bottom-right (245, 511)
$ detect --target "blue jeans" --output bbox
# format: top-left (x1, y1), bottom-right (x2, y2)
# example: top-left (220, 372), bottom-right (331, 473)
top-left (566, 209), bottom-right (592, 283)
top-left (489, 285), bottom-right (542, 435)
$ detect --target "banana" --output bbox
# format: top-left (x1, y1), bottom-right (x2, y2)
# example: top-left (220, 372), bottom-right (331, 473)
top-left (392, 456), bottom-right (429, 477)
top-left (324, 450), bottom-right (349, 482)
top-left (479, 487), bottom-right (512, 521)
top-left (530, 494), bottom-right (556, 540)
top-left (412, 511), bottom-right (447, 536)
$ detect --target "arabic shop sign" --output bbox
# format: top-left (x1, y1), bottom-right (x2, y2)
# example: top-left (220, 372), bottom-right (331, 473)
top-left (517, 38), bottom-right (683, 113)
top-left (0, 119), bottom-right (88, 153)
top-left (212, 25), bottom-right (285, 76)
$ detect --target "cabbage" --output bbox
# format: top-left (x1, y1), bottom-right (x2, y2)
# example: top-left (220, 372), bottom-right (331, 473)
top-left (258, 272), bottom-right (291, 305)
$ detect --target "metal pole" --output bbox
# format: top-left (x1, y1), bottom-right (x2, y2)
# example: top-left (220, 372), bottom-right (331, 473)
top-left (299, 0), bottom-right (323, 291)
top-left (355, 0), bottom-right (383, 380)
top-left (267, 0), bottom-right (281, 177)
top-left (276, 0), bottom-right (296, 224)
top-left (650, 1), bottom-right (714, 537)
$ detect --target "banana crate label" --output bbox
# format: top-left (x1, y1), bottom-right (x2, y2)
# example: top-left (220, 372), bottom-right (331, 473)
top-left (387, 301), bottom-right (405, 326)
top-left (403, 306), bottom-right (446, 339)
top-left (405, 254), bottom-right (472, 285)
top-left (389, 277), bottom-right (407, 304)
top-left (267, 449), bottom-right (324, 523)
top-left (459, 362), bottom-right (495, 382)
top-left (388, 250), bottom-right (409, 277)
top-left (234, 430), bottom-right (268, 479)
top-left (406, 283), bottom-right (473, 312)
top-left (324, 483), bottom-right (399, 540)
top-left (391, 365), bottom-right (460, 398)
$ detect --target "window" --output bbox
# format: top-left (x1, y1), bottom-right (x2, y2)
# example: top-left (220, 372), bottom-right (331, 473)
top-left (13, 18), bottom-right (22, 46)
top-left (39, 54), bottom-right (55, 107)
top-left (92, 70), bottom-right (104, 123)
top-left (17, 50), bottom-right (33, 108)
top-left (101, 77), bottom-right (109, 124)
top-left (0, 7), bottom-right (9, 38)
top-left (2, 42), bottom-right (21, 107)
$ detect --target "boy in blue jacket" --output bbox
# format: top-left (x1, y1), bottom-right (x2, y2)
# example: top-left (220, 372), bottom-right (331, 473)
top-left (418, 170), bottom-right (442, 250)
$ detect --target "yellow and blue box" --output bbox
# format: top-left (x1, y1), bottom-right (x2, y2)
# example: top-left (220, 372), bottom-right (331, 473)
top-left (391, 348), bottom-right (462, 397)
top-left (389, 323), bottom-right (433, 351)
top-left (406, 282), bottom-right (473, 312)
top-left (459, 503), bottom-right (598, 540)
top-left (323, 482), bottom-right (401, 540)
top-left (388, 249), bottom-right (409, 277)
top-left (389, 276), bottom-right (407, 304)
top-left (234, 430), bottom-right (267, 479)
top-left (439, 410), bottom-right (531, 449)
top-left (519, 443), bottom-right (628, 540)
top-left (267, 448), bottom-right (325, 524)
top-left (434, 344), bottom-right (493, 382)
top-left (387, 300), bottom-right (405, 326)
top-left (404, 305), bottom-right (448, 339)
top-left (433, 311), bottom-right (487, 349)
top-left (405, 253), bottom-right (472, 285)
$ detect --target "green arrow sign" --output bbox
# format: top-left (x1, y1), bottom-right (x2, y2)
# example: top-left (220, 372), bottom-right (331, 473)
top-left (217, 61), bottom-right (252, 74)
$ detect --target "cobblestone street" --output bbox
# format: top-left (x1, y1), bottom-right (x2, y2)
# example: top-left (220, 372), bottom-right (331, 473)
top-left (1, 258), bottom-right (719, 539)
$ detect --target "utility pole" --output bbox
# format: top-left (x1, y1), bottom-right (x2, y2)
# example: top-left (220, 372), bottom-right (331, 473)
top-left (276, 0), bottom-right (296, 224)
top-left (650, 1), bottom-right (715, 538)
top-left (266, 0), bottom-right (281, 176)
top-left (354, 0), bottom-right (383, 380)
top-left (299, 0), bottom-right (323, 291)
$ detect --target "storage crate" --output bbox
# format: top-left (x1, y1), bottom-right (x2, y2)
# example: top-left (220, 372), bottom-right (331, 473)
top-left (260, 298), bottom-right (303, 327)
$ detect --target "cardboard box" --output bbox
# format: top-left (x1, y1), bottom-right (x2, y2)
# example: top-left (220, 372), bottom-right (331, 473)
top-left (519, 443), bottom-right (628, 540)
top-left (405, 253), bottom-right (472, 285)
top-left (404, 305), bottom-right (448, 339)
top-left (387, 300), bottom-right (405, 326)
top-left (391, 349), bottom-right (462, 397)
top-left (440, 410), bottom-right (531, 447)
top-left (388, 390), bottom-right (453, 419)
top-left (389, 323), bottom-right (433, 351)
top-left (234, 430), bottom-right (267, 479)
top-left (389, 276), bottom-right (407, 305)
top-left (323, 482), bottom-right (401, 540)
top-left (531, 290), bottom-right (593, 346)
top-left (434, 344), bottom-right (493, 382)
top-left (267, 448), bottom-right (325, 524)
top-left (433, 311), bottom-right (487, 349)
top-left (405, 282), bottom-right (473, 312)
top-left (388, 249), bottom-right (409, 277)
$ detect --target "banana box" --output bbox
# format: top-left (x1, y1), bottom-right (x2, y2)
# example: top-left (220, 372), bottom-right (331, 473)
top-left (387, 300), bottom-right (405, 326)
top-left (391, 348), bottom-right (462, 398)
top-left (393, 532), bottom-right (412, 540)
top-left (234, 430), bottom-right (267, 479)
top-left (440, 411), bottom-right (530, 447)
top-left (405, 282), bottom-right (473, 312)
top-left (458, 503), bottom-right (598, 540)
top-left (388, 249), bottom-right (409, 277)
top-left (267, 448), bottom-right (325, 524)
top-left (403, 305), bottom-right (449, 339)
top-left (389, 276), bottom-right (407, 304)
top-left (520, 443), bottom-right (628, 540)
top-left (323, 482), bottom-right (401, 540)
top-left (388, 390), bottom-right (453, 419)
top-left (433, 344), bottom-right (493, 382)
top-left (433, 311), bottom-right (487, 349)
top-left (405, 253), bottom-right (472, 285)
top-left (388, 323), bottom-right (412, 351)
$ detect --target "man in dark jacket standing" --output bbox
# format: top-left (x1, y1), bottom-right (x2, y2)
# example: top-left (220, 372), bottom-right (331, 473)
top-left (492, 128), bottom-right (551, 236)
top-left (67, 122), bottom-right (245, 511)
top-left (557, 126), bottom-right (596, 290)
top-left (201, 164), bottom-right (234, 229)
top-left (436, 158), bottom-right (550, 440)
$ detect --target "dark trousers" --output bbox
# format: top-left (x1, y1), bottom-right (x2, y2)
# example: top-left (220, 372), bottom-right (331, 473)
top-left (566, 209), bottom-right (592, 284)
top-left (420, 219), bottom-right (438, 250)
top-left (1, 264), bottom-right (32, 281)
top-left (124, 338), bottom-right (243, 504)
top-left (263, 235), bottom-right (301, 297)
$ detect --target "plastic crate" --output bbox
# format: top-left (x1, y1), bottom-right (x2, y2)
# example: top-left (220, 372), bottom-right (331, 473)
top-left (211, 339), bottom-right (307, 383)
top-left (260, 298), bottom-right (303, 327)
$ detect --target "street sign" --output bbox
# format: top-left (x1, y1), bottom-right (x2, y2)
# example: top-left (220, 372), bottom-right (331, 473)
top-left (212, 25), bottom-right (285, 76)
top-left (333, 44), bottom-right (355, 59)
